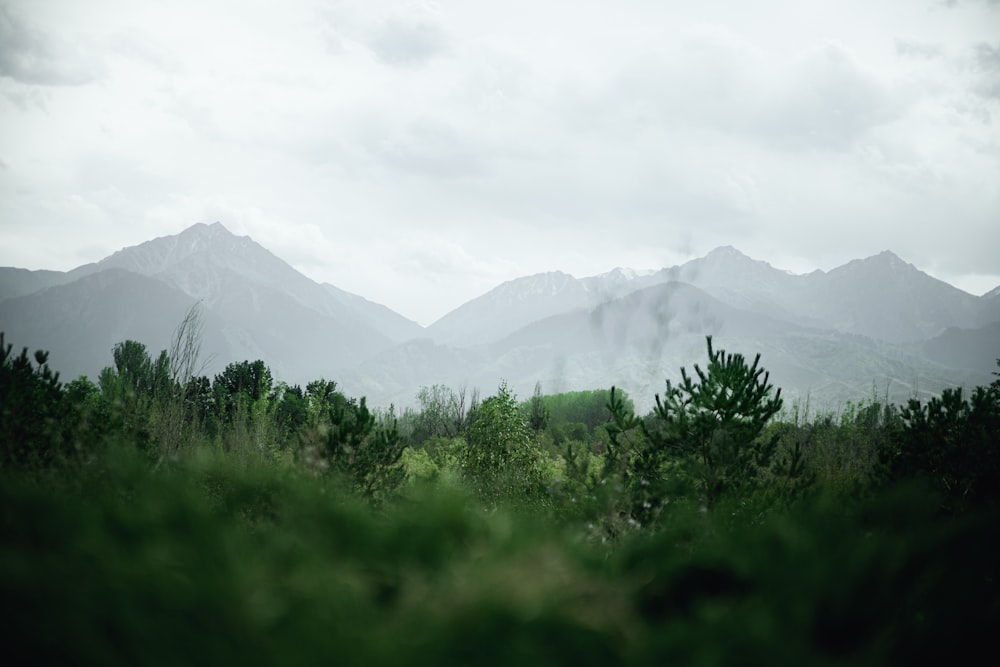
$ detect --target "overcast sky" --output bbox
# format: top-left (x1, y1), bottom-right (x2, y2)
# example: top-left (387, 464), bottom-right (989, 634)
top-left (1, 0), bottom-right (998, 324)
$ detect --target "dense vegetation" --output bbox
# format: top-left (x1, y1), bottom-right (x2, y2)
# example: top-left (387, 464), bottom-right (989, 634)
top-left (2, 315), bottom-right (998, 665)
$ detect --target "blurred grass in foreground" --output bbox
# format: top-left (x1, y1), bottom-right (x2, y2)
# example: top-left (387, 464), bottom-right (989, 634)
top-left (2, 441), bottom-right (996, 666)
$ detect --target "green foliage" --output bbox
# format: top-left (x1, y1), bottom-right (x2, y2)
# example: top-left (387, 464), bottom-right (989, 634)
top-left (113, 340), bottom-right (170, 399)
top-left (604, 385), bottom-right (642, 471)
top-left (526, 381), bottom-right (550, 434)
top-left (548, 421), bottom-right (589, 447)
top-left (399, 445), bottom-right (440, 482)
top-left (213, 359), bottom-right (273, 419)
top-left (648, 335), bottom-right (784, 508)
top-left (0, 332), bottom-right (70, 467)
top-left (96, 341), bottom-right (165, 452)
top-left (272, 382), bottom-right (308, 445)
top-left (3, 444), bottom-right (995, 666)
top-left (771, 396), bottom-right (899, 495)
top-left (64, 375), bottom-right (99, 406)
top-left (2, 333), bottom-right (999, 664)
top-left (306, 378), bottom-right (339, 408)
top-left (100, 340), bottom-right (170, 408)
top-left (410, 384), bottom-right (477, 445)
top-left (462, 382), bottom-right (548, 509)
top-left (299, 389), bottom-right (406, 503)
top-left (528, 388), bottom-right (632, 439)
top-left (885, 368), bottom-right (1000, 512)
top-left (617, 485), bottom-right (998, 665)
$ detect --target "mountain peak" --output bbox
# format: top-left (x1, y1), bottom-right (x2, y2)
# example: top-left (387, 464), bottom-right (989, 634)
top-left (596, 267), bottom-right (655, 281)
top-left (873, 249), bottom-right (905, 264)
top-left (493, 271), bottom-right (581, 299)
top-left (87, 221), bottom-right (290, 292)
top-left (838, 250), bottom-right (918, 276)
top-left (675, 245), bottom-right (786, 286)
top-left (704, 245), bottom-right (752, 261)
top-left (179, 221), bottom-right (241, 241)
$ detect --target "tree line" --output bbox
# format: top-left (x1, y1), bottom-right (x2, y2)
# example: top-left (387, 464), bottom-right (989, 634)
top-left (4, 313), bottom-right (997, 522)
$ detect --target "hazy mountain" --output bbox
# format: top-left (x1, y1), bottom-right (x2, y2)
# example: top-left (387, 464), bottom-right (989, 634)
top-left (320, 283), bottom-right (429, 344)
top-left (802, 251), bottom-right (983, 343)
top-left (343, 280), bottom-right (993, 412)
top-left (426, 267), bottom-right (665, 346)
top-left (0, 267), bottom-right (76, 302)
top-left (0, 269), bottom-right (233, 381)
top-left (422, 246), bottom-right (811, 350)
top-left (980, 284), bottom-right (1000, 325)
top-left (922, 321), bottom-right (1000, 372)
top-left (580, 267), bottom-right (660, 303)
top-left (76, 222), bottom-right (423, 343)
top-left (433, 246), bottom-right (993, 352)
top-left (646, 246), bottom-right (806, 318)
top-left (0, 223), bottom-right (423, 384)
top-left (630, 248), bottom-right (987, 343)
top-left (426, 271), bottom-right (591, 345)
top-left (2, 227), bottom-right (994, 411)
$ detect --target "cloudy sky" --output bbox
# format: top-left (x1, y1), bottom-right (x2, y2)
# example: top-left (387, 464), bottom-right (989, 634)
top-left (1, 0), bottom-right (998, 324)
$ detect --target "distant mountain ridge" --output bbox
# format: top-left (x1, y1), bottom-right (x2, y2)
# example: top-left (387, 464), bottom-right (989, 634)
top-left (426, 246), bottom-right (992, 347)
top-left (0, 223), bottom-right (422, 383)
top-left (344, 278), bottom-right (993, 411)
top-left (1, 224), bottom-right (997, 412)
top-left (77, 223), bottom-right (423, 342)
top-left (385, 245), bottom-right (998, 409)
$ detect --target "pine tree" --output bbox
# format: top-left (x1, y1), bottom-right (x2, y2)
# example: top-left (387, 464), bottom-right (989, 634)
top-left (0, 333), bottom-right (68, 467)
top-left (648, 336), bottom-right (783, 508)
top-left (528, 381), bottom-right (550, 434)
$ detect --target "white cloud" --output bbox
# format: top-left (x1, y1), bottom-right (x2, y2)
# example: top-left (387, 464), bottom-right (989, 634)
top-left (366, 16), bottom-right (451, 66)
top-left (896, 38), bottom-right (944, 60)
top-left (758, 42), bottom-right (906, 150)
top-left (0, 5), bottom-right (104, 86)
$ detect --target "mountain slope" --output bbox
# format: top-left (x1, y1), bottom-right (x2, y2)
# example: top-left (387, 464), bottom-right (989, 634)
top-left (649, 246), bottom-right (802, 309)
top-left (922, 321), bottom-right (1000, 372)
top-left (486, 280), bottom-right (986, 408)
top-left (74, 222), bottom-right (423, 342)
top-left (0, 223), bottom-right (425, 383)
top-left (0, 269), bottom-right (232, 381)
top-left (803, 251), bottom-right (982, 343)
top-left (980, 284), bottom-right (1000, 326)
top-left (345, 281), bottom-right (992, 412)
top-left (321, 283), bottom-right (424, 343)
top-left (0, 267), bottom-right (76, 303)
top-left (426, 271), bottom-right (591, 345)
top-left (432, 246), bottom-right (990, 351)
top-left (2, 229), bottom-right (992, 409)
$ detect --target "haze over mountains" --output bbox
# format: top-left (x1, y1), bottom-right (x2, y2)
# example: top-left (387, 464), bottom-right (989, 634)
top-left (1, 223), bottom-right (997, 412)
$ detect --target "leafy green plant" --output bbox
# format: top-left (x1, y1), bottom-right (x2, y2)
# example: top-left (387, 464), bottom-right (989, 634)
top-left (462, 382), bottom-right (548, 509)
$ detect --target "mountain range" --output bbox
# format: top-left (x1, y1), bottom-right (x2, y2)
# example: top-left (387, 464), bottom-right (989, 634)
top-left (1, 222), bottom-right (997, 413)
